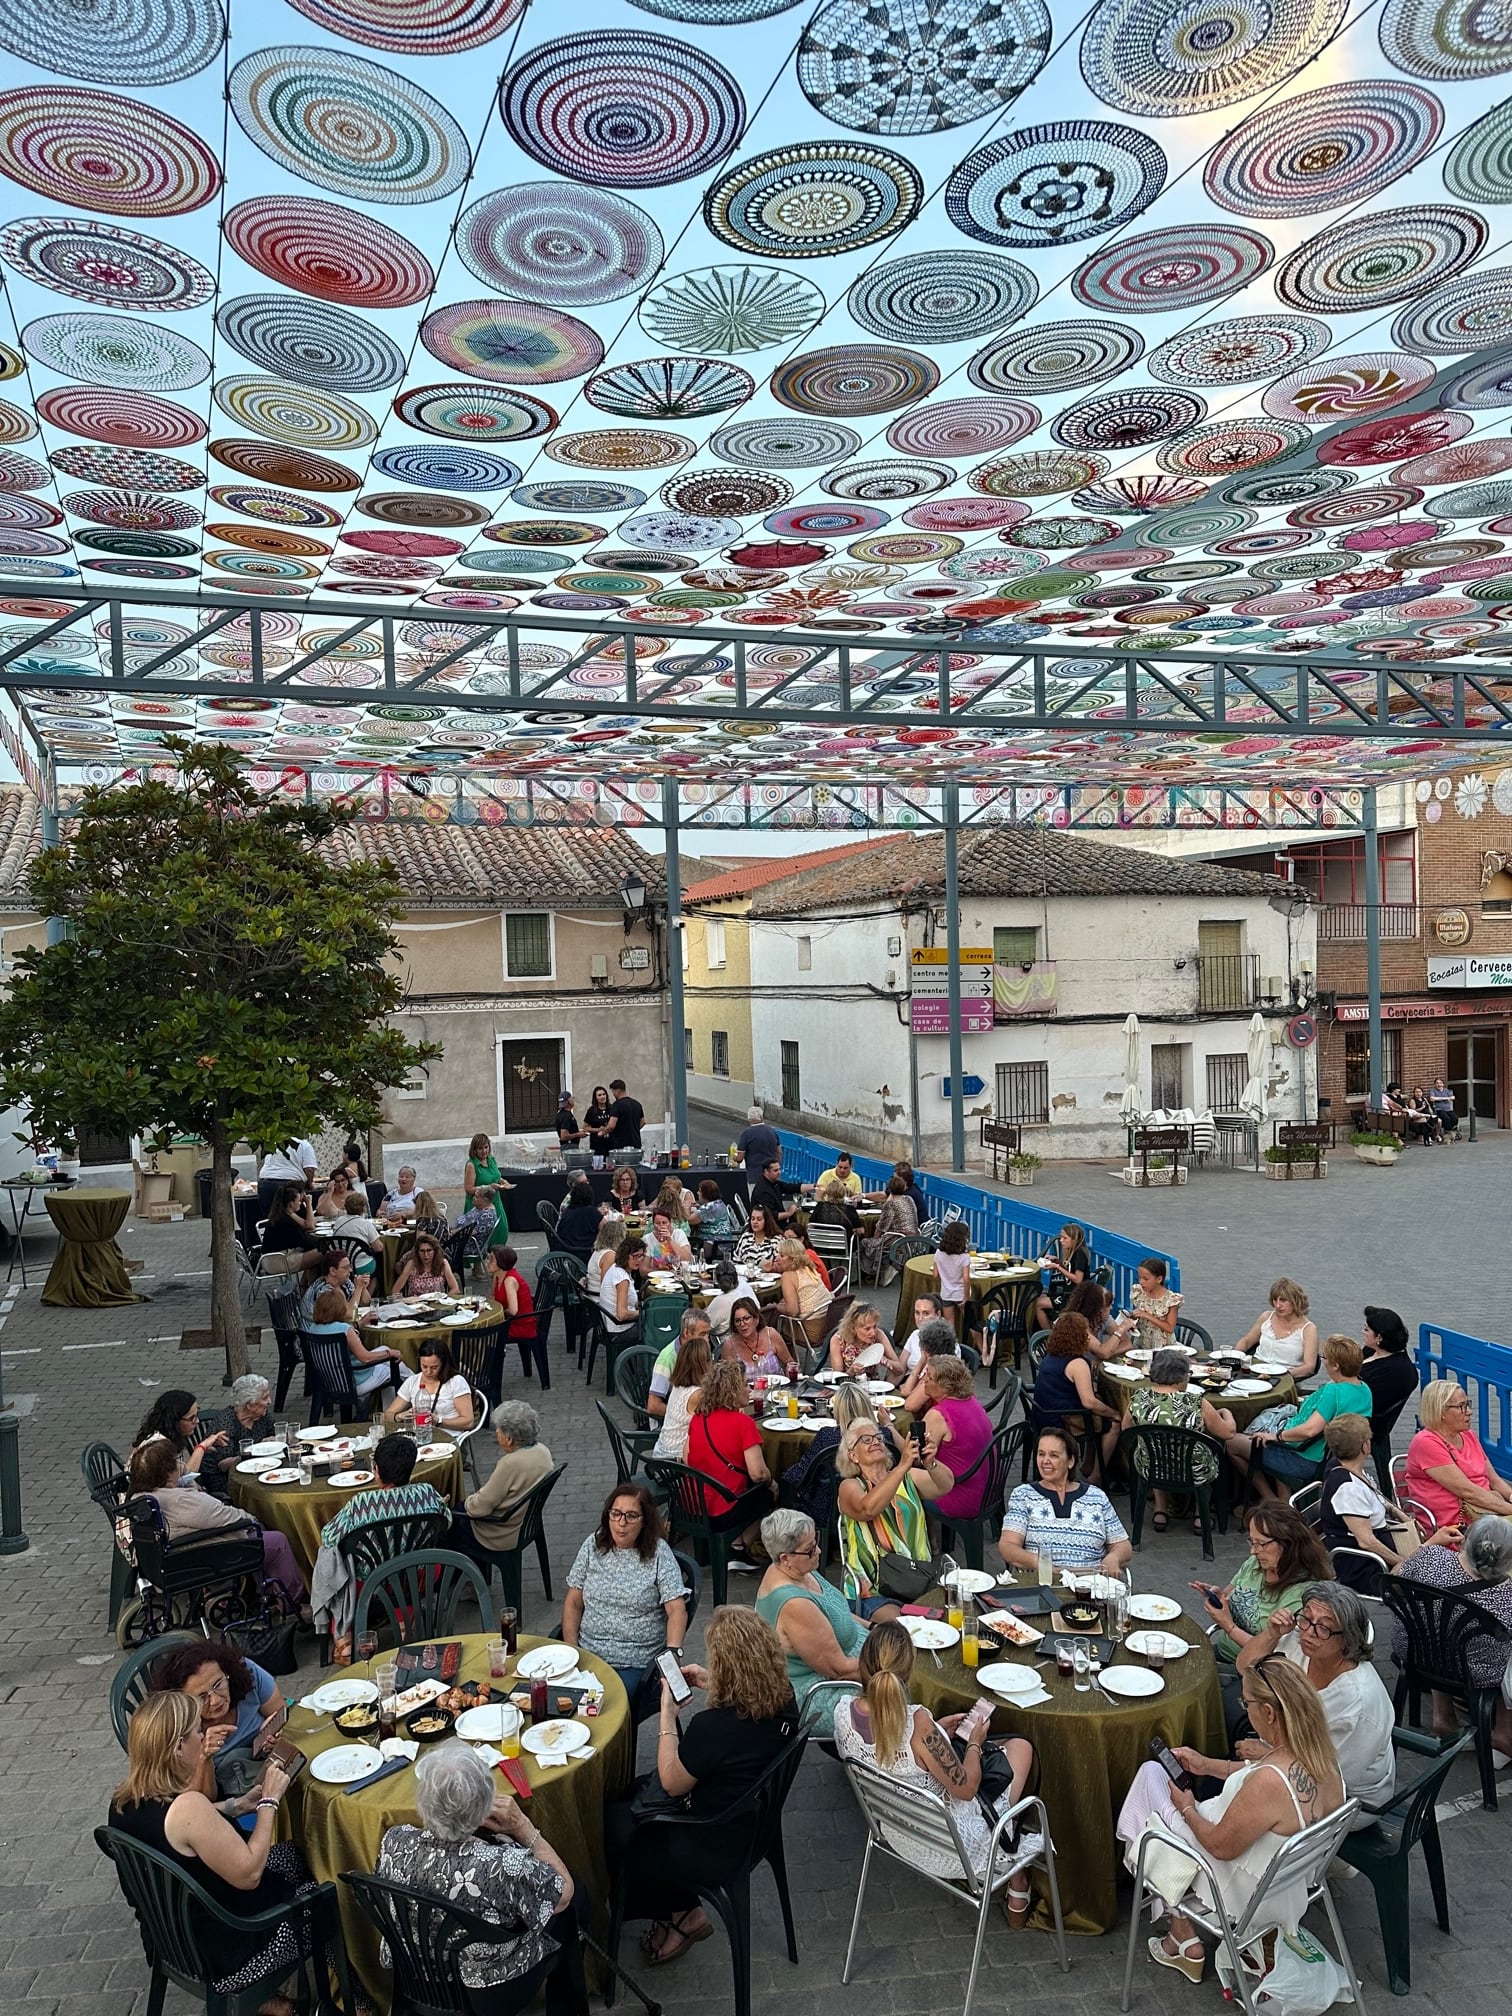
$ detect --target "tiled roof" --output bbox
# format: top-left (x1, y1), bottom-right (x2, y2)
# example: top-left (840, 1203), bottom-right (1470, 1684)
top-left (745, 826), bottom-right (1293, 916)
top-left (684, 835), bottom-right (901, 905)
top-left (320, 819), bottom-right (662, 909)
top-left (0, 786), bottom-right (45, 907)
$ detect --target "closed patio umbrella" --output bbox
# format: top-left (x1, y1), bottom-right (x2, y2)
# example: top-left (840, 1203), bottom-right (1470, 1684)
top-left (1238, 1011), bottom-right (1269, 1122)
top-left (1118, 1012), bottom-right (1142, 1124)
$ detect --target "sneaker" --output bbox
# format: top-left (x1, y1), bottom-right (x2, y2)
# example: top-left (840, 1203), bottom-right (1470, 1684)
top-left (725, 1547), bottom-right (760, 1573)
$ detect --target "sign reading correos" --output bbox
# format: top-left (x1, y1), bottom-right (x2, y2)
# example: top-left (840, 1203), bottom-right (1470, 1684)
top-left (1427, 954), bottom-right (1512, 989)
top-left (911, 945), bottom-right (994, 1034)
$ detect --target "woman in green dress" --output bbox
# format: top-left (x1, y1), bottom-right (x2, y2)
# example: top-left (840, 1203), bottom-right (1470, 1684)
top-left (755, 1507), bottom-right (867, 1734)
top-left (465, 1132), bottom-right (513, 1243)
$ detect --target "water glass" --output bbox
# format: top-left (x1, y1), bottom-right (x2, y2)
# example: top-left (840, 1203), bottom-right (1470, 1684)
top-left (1073, 1643), bottom-right (1091, 1693)
top-left (1035, 1549), bottom-right (1054, 1588)
top-left (298, 1455), bottom-right (314, 1489)
top-left (487, 1639), bottom-right (509, 1679)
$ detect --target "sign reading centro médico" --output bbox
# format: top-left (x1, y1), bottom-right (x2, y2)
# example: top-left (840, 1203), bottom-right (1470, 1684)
top-left (1427, 954), bottom-right (1512, 989)
top-left (911, 945), bottom-right (994, 1034)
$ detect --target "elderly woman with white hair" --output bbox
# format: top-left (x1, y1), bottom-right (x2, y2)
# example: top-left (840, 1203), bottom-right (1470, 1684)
top-left (449, 1401), bottom-right (554, 1580)
top-left (377, 1742), bottom-right (587, 2016)
top-left (199, 1376), bottom-right (274, 1493)
top-left (755, 1506), bottom-right (868, 1732)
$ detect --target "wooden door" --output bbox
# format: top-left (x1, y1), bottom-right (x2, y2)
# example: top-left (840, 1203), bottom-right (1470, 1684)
top-left (1151, 1044), bottom-right (1184, 1111)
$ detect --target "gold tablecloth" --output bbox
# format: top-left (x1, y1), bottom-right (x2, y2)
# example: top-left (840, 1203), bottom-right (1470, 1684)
top-left (366, 1301), bottom-right (504, 1374)
top-left (896, 1253), bottom-right (1039, 1339)
top-left (228, 1444), bottom-right (465, 1582)
top-left (908, 1587), bottom-right (1224, 1935)
top-left (40, 1187), bottom-right (142, 1307)
top-left (286, 1634), bottom-right (631, 2010)
top-left (1097, 1364), bottom-right (1298, 1434)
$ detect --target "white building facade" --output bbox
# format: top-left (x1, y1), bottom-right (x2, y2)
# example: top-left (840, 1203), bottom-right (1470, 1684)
top-left (743, 830), bottom-right (1318, 1164)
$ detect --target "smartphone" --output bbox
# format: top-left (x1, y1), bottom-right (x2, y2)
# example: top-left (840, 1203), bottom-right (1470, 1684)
top-left (1202, 1586), bottom-right (1224, 1610)
top-left (656, 1650), bottom-right (691, 1705)
top-left (1150, 1738), bottom-right (1194, 1791)
top-left (253, 1702), bottom-right (290, 1754)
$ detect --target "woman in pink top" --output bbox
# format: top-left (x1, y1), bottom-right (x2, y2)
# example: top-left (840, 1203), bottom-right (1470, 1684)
top-left (921, 1356), bottom-right (993, 1521)
top-left (1406, 1378), bottom-right (1512, 1532)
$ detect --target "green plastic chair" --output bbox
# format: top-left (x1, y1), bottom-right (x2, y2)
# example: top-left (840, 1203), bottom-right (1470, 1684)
top-left (110, 1632), bottom-right (203, 1749)
top-left (351, 1547), bottom-right (494, 1648)
top-left (1335, 1728), bottom-right (1472, 1995)
top-left (645, 1455), bottom-right (754, 1608)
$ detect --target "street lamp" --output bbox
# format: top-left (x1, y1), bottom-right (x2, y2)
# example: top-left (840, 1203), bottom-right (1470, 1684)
top-left (621, 870), bottom-right (646, 936)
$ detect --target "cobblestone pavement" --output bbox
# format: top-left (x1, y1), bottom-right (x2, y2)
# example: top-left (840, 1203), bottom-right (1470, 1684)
top-left (2, 1137), bottom-right (1505, 2016)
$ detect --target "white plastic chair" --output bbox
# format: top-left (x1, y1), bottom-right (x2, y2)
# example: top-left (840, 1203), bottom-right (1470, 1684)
top-left (841, 1758), bottom-right (1066, 2016)
top-left (1119, 1799), bottom-right (1363, 2016)
top-left (805, 1220), bottom-right (852, 1295)
top-left (442, 1385), bottom-right (493, 1490)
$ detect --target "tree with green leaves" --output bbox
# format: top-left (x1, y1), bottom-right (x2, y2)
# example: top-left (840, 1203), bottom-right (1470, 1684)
top-left (0, 743), bottom-right (439, 1377)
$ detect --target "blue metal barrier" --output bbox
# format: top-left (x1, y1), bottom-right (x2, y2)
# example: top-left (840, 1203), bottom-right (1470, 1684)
top-left (775, 1128), bottom-right (1179, 1308)
top-left (1417, 1323), bottom-right (1512, 1471)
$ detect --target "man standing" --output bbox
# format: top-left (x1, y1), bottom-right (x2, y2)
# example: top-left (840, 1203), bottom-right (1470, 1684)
top-left (256, 1137), bottom-right (317, 1216)
top-left (816, 1150), bottom-right (863, 1199)
top-left (734, 1104), bottom-right (781, 1170)
top-left (603, 1077), bottom-right (644, 1152)
top-left (749, 1156), bottom-right (795, 1226)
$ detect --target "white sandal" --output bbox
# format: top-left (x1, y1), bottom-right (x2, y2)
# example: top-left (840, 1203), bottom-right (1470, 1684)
top-left (1149, 1934), bottom-right (1205, 1982)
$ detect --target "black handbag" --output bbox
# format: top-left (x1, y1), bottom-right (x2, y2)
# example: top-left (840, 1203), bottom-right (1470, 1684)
top-left (628, 1770), bottom-right (693, 1821)
top-left (877, 1552), bottom-right (942, 1603)
top-left (222, 1611), bottom-right (300, 1676)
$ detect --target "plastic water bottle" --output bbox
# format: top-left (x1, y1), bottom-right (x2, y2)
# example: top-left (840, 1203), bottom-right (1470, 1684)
top-left (680, 1142), bottom-right (690, 1167)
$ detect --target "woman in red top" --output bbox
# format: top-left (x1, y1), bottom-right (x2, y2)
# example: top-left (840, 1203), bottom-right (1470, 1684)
top-left (484, 1245), bottom-right (538, 1374)
top-left (685, 1356), bottom-right (774, 1567)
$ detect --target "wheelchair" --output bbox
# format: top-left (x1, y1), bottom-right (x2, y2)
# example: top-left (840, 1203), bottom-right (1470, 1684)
top-left (112, 1495), bottom-right (292, 1651)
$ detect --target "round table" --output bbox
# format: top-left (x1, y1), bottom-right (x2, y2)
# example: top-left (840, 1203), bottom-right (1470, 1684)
top-left (896, 1253), bottom-right (1040, 1341)
top-left (1097, 1361), bottom-right (1299, 1434)
top-left (754, 1383), bottom-right (909, 1482)
top-left (908, 1585), bottom-right (1225, 1935)
top-left (40, 1185), bottom-right (142, 1307)
top-left (228, 1442), bottom-right (465, 1583)
top-left (366, 1300), bottom-right (503, 1374)
top-left (286, 1634), bottom-right (632, 2010)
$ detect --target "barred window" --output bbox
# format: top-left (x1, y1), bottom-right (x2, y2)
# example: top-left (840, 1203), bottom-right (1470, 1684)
top-left (712, 1031), bottom-right (730, 1077)
top-left (995, 1061), bottom-right (1049, 1126)
top-left (504, 912), bottom-right (552, 978)
top-left (1206, 1054), bottom-right (1248, 1111)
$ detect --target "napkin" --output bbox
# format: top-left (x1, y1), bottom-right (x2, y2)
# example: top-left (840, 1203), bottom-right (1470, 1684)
top-left (380, 1738), bottom-right (418, 1762)
top-left (343, 1754), bottom-right (411, 1795)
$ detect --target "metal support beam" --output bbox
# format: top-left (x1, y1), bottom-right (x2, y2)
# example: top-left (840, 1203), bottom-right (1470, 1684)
top-left (663, 777), bottom-right (688, 1154)
top-left (40, 805), bottom-right (63, 948)
top-left (944, 782), bottom-right (965, 1175)
top-left (1363, 786), bottom-right (1384, 1110)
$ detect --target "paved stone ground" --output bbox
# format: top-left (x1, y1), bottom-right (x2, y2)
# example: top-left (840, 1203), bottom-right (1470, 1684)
top-left (1, 1135), bottom-right (1505, 2016)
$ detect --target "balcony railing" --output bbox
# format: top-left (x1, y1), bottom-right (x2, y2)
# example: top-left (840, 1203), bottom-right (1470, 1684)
top-left (1318, 903), bottom-right (1421, 941)
top-left (1197, 952), bottom-right (1260, 1013)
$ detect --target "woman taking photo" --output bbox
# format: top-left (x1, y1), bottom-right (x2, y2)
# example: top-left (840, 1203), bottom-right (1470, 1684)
top-left (1117, 1656), bottom-right (1344, 1985)
top-left (1231, 1277), bottom-right (1319, 1380)
top-left (722, 1297), bottom-right (796, 1381)
top-left (1405, 1378), bottom-right (1512, 1531)
top-left (463, 1133), bottom-right (513, 1243)
top-left (392, 1232), bottom-right (459, 1300)
top-left (837, 1414), bottom-right (953, 1620)
top-left (386, 1341), bottom-right (473, 1432)
top-left (562, 1483), bottom-right (688, 1714)
top-left (756, 1508), bottom-right (867, 1731)
top-left (109, 1691), bottom-right (314, 2013)
top-left (1001, 1425), bottom-right (1130, 1578)
top-left (608, 1608), bottom-right (800, 1966)
top-left (835, 1622), bottom-right (1039, 1922)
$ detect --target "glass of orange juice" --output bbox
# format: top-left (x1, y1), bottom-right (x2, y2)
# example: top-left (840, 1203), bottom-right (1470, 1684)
top-left (498, 1705), bottom-right (521, 1761)
top-left (946, 1599), bottom-right (964, 1633)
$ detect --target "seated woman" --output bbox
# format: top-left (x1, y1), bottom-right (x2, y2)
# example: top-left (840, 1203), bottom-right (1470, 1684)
top-left (485, 1245), bottom-right (538, 1368)
top-left (410, 1189), bottom-right (449, 1239)
top-left (451, 1402), bottom-right (553, 1576)
top-left (835, 1621), bottom-right (1038, 1923)
top-left (128, 1437), bottom-right (307, 1613)
top-left (133, 1389), bottom-right (230, 1483)
top-left (1391, 1515), bottom-right (1512, 1761)
top-left (837, 1415), bottom-right (953, 1621)
top-left (147, 1640), bottom-right (287, 1804)
top-left (773, 1237), bottom-right (829, 1343)
top-left (1406, 1378), bottom-right (1512, 1533)
top-left (1000, 1424), bottom-right (1131, 1579)
top-left (599, 1234), bottom-right (651, 1340)
top-left (378, 1742), bottom-right (587, 2016)
top-left (1231, 1276), bottom-right (1319, 1381)
top-left (756, 1508), bottom-right (867, 1731)
top-left (305, 1283), bottom-right (402, 1404)
top-left (1232, 1331), bottom-right (1373, 1500)
top-left (721, 1296), bottom-right (797, 1381)
top-left (686, 1358), bottom-right (774, 1567)
top-left (919, 1355), bottom-right (994, 1525)
top-left (1121, 1347), bottom-right (1235, 1534)
top-left (562, 1482), bottom-right (688, 1714)
top-left (810, 1177), bottom-right (862, 1238)
top-left (1034, 1221), bottom-right (1090, 1334)
top-left (552, 1180), bottom-right (600, 1262)
top-left (829, 1301), bottom-right (904, 1381)
top-left (1405, 1084), bottom-right (1441, 1144)
top-left (1194, 1502), bottom-right (1332, 1681)
top-left (1237, 1582), bottom-right (1395, 1820)
top-left (328, 1187), bottom-right (384, 1282)
top-left (385, 1341), bottom-right (473, 1432)
top-left (653, 1331), bottom-right (713, 1462)
top-left (1359, 1304), bottom-right (1418, 1427)
top-left (857, 1174), bottom-right (917, 1283)
top-left (1116, 1655), bottom-right (1344, 1984)
top-left (1428, 1076), bottom-right (1459, 1138)
top-left (933, 1221), bottom-right (983, 1354)
top-left (109, 1692), bottom-right (313, 2016)
top-left (733, 1204), bottom-right (781, 1274)
top-left (693, 1178), bottom-right (735, 1247)
top-left (900, 1315), bottom-right (970, 1417)
top-left (652, 1176), bottom-right (695, 1229)
top-left (645, 1208), bottom-right (693, 1266)
top-left (585, 1215), bottom-right (624, 1295)
top-left (300, 1248), bottom-right (370, 1322)
top-left (1129, 1255), bottom-right (1183, 1352)
top-left (1320, 1413), bottom-right (1452, 1588)
top-left (256, 1184), bottom-right (320, 1276)
top-left (607, 1608), bottom-right (799, 1966)
top-left (392, 1232), bottom-right (459, 1301)
top-left (777, 1380), bottom-right (895, 1525)
top-left (1065, 1278), bottom-right (1136, 1361)
top-left (198, 1375), bottom-right (277, 1496)
top-left (603, 1164), bottom-right (641, 1217)
top-left (1031, 1311), bottom-right (1122, 1478)
top-left (451, 1183), bottom-right (501, 1258)
top-left (315, 1169), bottom-right (355, 1221)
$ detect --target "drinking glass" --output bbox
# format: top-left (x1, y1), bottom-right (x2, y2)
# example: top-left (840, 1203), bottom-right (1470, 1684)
top-left (499, 1706), bottom-right (521, 1762)
top-left (946, 1597), bottom-right (964, 1633)
top-left (1145, 1636), bottom-right (1167, 1675)
top-left (1073, 1643), bottom-right (1091, 1693)
top-left (1054, 1640), bottom-right (1075, 1679)
top-left (497, 1608), bottom-right (519, 1656)
top-left (355, 1632), bottom-right (378, 1668)
top-left (1036, 1549), bottom-right (1054, 1588)
top-left (298, 1455), bottom-right (314, 1489)
top-left (487, 1639), bottom-right (509, 1679)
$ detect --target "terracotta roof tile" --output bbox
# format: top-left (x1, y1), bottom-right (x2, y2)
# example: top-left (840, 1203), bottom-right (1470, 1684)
top-left (319, 818), bottom-right (662, 908)
top-left (684, 835), bottom-right (900, 905)
top-left (0, 785), bottom-right (45, 907)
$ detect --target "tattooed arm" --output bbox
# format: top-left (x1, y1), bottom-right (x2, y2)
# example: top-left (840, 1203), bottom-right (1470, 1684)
top-left (1172, 1758), bottom-right (1302, 1862)
top-left (912, 1710), bottom-right (983, 1801)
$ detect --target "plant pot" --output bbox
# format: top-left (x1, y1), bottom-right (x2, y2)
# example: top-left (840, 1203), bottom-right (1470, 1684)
top-left (1264, 1160), bottom-right (1328, 1180)
top-left (1007, 1170), bottom-right (1036, 1186)
top-left (1120, 1165), bottom-right (1185, 1187)
top-left (1352, 1145), bottom-right (1400, 1167)
top-left (56, 1159), bottom-right (81, 1182)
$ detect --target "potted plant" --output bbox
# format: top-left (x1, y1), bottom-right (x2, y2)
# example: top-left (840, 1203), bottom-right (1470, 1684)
top-left (55, 1135), bottom-right (81, 1181)
top-left (1121, 1152), bottom-right (1187, 1187)
top-left (1006, 1150), bottom-right (1041, 1187)
top-left (1262, 1144), bottom-right (1328, 1180)
top-left (1351, 1129), bottom-right (1401, 1168)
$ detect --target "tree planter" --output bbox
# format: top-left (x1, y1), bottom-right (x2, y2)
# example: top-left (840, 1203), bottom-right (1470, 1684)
top-left (182, 1325), bottom-right (261, 1353)
top-left (1353, 1145), bottom-right (1400, 1168)
top-left (1007, 1170), bottom-right (1036, 1187)
top-left (1120, 1165), bottom-right (1187, 1187)
top-left (1264, 1159), bottom-right (1328, 1180)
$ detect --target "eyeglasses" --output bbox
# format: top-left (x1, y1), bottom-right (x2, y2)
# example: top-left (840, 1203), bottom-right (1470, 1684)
top-left (188, 1674), bottom-right (230, 1700)
top-left (608, 1509), bottom-right (643, 1523)
top-left (1444, 1399), bottom-right (1472, 1413)
top-left (853, 1432), bottom-right (885, 1448)
top-left (1298, 1610), bottom-right (1341, 1638)
top-left (782, 1541), bottom-right (820, 1560)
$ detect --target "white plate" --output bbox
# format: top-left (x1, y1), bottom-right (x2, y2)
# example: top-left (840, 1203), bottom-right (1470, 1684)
top-left (854, 1342), bottom-right (885, 1368)
top-left (236, 1455), bottom-right (283, 1475)
top-left (760, 1415), bottom-right (809, 1432)
top-left (791, 1419), bottom-right (824, 1433)
top-left (1104, 1365), bottom-right (1142, 1381)
top-left (247, 1439), bottom-right (286, 1458)
top-left (940, 1567), bottom-right (997, 1596)
top-left (899, 1617), bottom-right (960, 1650)
top-left (306, 1677), bottom-right (378, 1713)
top-left (456, 1703), bottom-right (523, 1743)
top-left (1098, 1666), bottom-right (1165, 1699)
top-left (310, 1744), bottom-right (386, 1785)
top-left (1126, 1630), bottom-right (1190, 1660)
top-left (516, 1645), bottom-right (579, 1681)
top-left (521, 1719), bottom-right (592, 1759)
top-left (417, 1442), bottom-right (456, 1460)
top-left (977, 1661), bottom-right (1044, 1697)
top-left (259, 1468), bottom-right (301, 1485)
top-left (297, 1426), bottom-right (338, 1442)
top-left (330, 1469), bottom-right (375, 1488)
top-left (1251, 1362), bottom-right (1289, 1377)
top-left (1126, 1594), bottom-right (1182, 1623)
top-left (864, 1378), bottom-right (894, 1395)
top-left (441, 1311), bottom-right (476, 1325)
top-left (812, 1368), bottom-right (846, 1383)
top-left (1222, 1379), bottom-right (1270, 1397)
top-left (381, 1319), bottom-right (421, 1330)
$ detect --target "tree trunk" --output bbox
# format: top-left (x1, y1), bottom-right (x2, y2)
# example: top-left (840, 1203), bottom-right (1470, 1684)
top-left (209, 1119), bottom-right (248, 1382)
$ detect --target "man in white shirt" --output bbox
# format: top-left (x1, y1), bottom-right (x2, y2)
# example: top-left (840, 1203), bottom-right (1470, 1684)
top-left (816, 1151), bottom-right (863, 1200)
top-left (257, 1138), bottom-right (316, 1214)
top-left (380, 1166), bottom-right (420, 1222)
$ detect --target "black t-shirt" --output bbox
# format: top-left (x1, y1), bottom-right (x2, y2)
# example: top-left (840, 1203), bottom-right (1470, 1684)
top-left (608, 1095), bottom-right (644, 1148)
top-left (555, 1110), bottom-right (580, 1147)
top-left (678, 1701), bottom-right (799, 1819)
top-left (1362, 1351), bottom-right (1418, 1429)
top-left (260, 1214), bottom-right (311, 1253)
top-left (749, 1177), bottom-right (788, 1222)
top-left (556, 1202), bottom-right (601, 1256)
top-left (584, 1103), bottom-right (613, 1151)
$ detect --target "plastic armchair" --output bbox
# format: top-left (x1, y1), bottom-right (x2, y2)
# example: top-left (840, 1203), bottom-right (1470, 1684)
top-left (1335, 1728), bottom-right (1472, 1995)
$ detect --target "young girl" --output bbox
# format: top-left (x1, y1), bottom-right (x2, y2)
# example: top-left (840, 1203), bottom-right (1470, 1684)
top-left (933, 1221), bottom-right (983, 1352)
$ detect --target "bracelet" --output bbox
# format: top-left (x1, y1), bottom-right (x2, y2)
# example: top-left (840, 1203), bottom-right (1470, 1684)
top-left (256, 1798), bottom-right (279, 1812)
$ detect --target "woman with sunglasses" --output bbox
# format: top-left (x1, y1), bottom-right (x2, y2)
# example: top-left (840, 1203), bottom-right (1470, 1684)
top-left (1405, 1378), bottom-right (1512, 1532)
